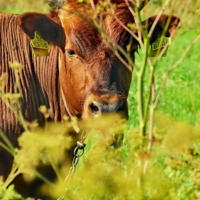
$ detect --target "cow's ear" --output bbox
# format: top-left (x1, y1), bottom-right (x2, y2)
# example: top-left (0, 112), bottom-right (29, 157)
top-left (142, 15), bottom-right (180, 44)
top-left (17, 12), bottom-right (65, 50)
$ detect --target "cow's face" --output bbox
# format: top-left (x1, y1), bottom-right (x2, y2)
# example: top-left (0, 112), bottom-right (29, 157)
top-left (58, 1), bottom-right (135, 119)
top-left (18, 0), bottom-right (180, 120)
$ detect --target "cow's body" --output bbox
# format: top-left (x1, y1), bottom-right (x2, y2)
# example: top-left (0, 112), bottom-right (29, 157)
top-left (0, 0), bottom-right (180, 190)
top-left (0, 12), bottom-right (64, 132)
top-left (0, 12), bottom-right (67, 175)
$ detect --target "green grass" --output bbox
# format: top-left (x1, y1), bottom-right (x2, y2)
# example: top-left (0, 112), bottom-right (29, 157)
top-left (0, 0), bottom-right (49, 14)
top-left (157, 29), bottom-right (200, 123)
top-left (128, 29), bottom-right (200, 127)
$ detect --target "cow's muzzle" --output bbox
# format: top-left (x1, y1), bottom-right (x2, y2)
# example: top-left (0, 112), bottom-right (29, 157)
top-left (82, 94), bottom-right (126, 119)
top-left (89, 101), bottom-right (123, 117)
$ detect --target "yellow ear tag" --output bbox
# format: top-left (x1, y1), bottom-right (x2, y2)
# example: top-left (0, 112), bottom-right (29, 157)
top-left (150, 37), bottom-right (171, 57)
top-left (30, 31), bottom-right (50, 56)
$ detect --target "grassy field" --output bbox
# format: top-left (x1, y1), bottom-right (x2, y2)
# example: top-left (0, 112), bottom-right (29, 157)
top-left (128, 29), bottom-right (200, 127)
top-left (1, 0), bottom-right (200, 200)
top-left (0, 0), bottom-right (49, 13)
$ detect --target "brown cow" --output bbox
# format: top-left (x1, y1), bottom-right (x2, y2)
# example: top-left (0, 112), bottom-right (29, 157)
top-left (0, 0), bottom-right (180, 192)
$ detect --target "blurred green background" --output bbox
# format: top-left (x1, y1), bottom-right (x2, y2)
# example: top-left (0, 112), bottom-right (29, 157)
top-left (0, 0), bottom-right (49, 13)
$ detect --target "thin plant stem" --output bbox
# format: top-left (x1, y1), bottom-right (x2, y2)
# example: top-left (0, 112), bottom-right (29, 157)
top-left (137, 38), bottom-right (149, 138)
top-left (148, 76), bottom-right (155, 153)
top-left (148, 0), bottom-right (171, 38)
top-left (3, 166), bottom-right (21, 188)
top-left (34, 170), bottom-right (54, 186)
top-left (0, 130), bottom-right (15, 156)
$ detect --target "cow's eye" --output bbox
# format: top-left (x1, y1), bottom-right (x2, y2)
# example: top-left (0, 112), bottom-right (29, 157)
top-left (66, 49), bottom-right (76, 57)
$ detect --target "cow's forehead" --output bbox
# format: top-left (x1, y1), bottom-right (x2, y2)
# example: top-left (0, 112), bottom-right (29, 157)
top-left (59, 1), bottom-right (134, 55)
top-left (60, 1), bottom-right (134, 24)
top-left (59, 8), bottom-right (101, 57)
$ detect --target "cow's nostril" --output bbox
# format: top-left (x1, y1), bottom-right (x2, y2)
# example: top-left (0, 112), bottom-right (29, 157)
top-left (90, 103), bottom-right (100, 113)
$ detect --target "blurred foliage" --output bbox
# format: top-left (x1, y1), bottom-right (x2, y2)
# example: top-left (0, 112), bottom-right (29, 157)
top-left (1, 115), bottom-right (200, 199)
top-left (0, 183), bottom-right (25, 200)
top-left (56, 115), bottom-right (200, 200)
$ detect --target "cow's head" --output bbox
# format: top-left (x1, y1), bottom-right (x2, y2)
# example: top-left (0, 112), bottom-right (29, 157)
top-left (18, 0), bottom-right (180, 120)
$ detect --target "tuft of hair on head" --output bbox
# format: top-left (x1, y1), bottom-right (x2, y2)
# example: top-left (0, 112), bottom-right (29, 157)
top-left (45, 0), bottom-right (67, 12)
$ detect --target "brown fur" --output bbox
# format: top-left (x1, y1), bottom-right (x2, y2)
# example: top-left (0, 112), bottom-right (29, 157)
top-left (58, 1), bottom-right (135, 118)
top-left (0, 12), bottom-right (66, 176)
